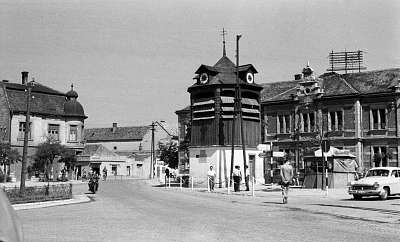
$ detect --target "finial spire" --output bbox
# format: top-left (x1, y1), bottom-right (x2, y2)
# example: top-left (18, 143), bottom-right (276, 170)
top-left (70, 83), bottom-right (74, 90)
top-left (221, 28), bottom-right (227, 57)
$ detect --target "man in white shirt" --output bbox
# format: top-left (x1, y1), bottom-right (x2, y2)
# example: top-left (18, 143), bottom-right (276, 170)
top-left (207, 166), bottom-right (216, 191)
top-left (232, 165), bottom-right (242, 192)
top-left (280, 159), bottom-right (294, 204)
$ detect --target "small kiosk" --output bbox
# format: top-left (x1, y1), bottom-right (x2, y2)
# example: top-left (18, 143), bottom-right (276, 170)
top-left (303, 147), bottom-right (358, 188)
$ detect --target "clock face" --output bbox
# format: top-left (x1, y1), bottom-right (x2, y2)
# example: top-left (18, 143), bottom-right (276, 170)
top-left (200, 73), bottom-right (209, 84)
top-left (246, 72), bottom-right (254, 84)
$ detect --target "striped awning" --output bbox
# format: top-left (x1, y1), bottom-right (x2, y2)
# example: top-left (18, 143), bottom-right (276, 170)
top-left (193, 99), bottom-right (214, 106)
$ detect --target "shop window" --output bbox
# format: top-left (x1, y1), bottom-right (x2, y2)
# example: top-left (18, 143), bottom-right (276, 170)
top-left (373, 146), bottom-right (387, 167)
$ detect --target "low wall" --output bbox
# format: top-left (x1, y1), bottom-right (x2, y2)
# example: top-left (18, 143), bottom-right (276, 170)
top-left (3, 183), bottom-right (73, 204)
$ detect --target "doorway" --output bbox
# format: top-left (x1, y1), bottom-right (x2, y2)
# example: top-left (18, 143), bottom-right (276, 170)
top-left (248, 155), bottom-right (256, 179)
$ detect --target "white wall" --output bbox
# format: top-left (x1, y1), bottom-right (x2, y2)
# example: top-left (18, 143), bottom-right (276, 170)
top-left (189, 146), bottom-right (265, 186)
top-left (10, 114), bottom-right (84, 148)
top-left (87, 126), bottom-right (172, 153)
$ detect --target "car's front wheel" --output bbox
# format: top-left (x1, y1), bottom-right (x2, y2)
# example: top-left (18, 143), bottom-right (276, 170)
top-left (379, 187), bottom-right (389, 200)
top-left (353, 194), bottom-right (362, 200)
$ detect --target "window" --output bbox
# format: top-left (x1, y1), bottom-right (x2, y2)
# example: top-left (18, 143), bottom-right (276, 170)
top-left (301, 112), bottom-right (315, 133)
top-left (69, 125), bottom-right (77, 141)
top-left (278, 114), bottom-right (291, 134)
top-left (111, 165), bottom-right (117, 175)
top-left (371, 108), bottom-right (386, 130)
top-left (328, 111), bottom-right (343, 131)
top-left (48, 124), bottom-right (60, 140)
top-left (18, 122), bottom-right (32, 140)
top-left (373, 146), bottom-right (388, 167)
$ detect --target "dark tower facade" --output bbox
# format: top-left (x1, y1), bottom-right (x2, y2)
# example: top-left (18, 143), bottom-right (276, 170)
top-left (188, 56), bottom-right (262, 147)
top-left (187, 53), bottom-right (264, 186)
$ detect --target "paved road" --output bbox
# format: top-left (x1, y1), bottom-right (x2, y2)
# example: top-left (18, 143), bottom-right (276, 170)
top-left (18, 180), bottom-right (399, 242)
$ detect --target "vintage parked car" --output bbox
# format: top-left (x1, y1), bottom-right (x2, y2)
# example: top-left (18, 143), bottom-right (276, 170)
top-left (348, 167), bottom-right (400, 200)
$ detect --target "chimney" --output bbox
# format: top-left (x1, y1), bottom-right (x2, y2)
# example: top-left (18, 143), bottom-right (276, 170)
top-left (22, 71), bottom-right (28, 85)
top-left (294, 74), bottom-right (302, 80)
top-left (112, 123), bottom-right (117, 133)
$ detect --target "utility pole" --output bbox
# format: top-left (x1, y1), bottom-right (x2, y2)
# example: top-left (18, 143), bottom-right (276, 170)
top-left (230, 35), bottom-right (242, 186)
top-left (149, 122), bottom-right (155, 179)
top-left (20, 72), bottom-right (34, 195)
top-left (236, 35), bottom-right (248, 186)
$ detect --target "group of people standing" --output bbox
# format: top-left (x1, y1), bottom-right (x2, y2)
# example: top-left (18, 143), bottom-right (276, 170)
top-left (207, 165), bottom-right (251, 192)
top-left (206, 157), bottom-right (294, 204)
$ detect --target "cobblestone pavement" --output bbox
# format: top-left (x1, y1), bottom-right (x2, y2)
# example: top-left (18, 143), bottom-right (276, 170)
top-left (17, 179), bottom-right (399, 242)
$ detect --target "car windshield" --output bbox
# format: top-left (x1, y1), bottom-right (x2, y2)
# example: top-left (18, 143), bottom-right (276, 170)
top-left (366, 169), bottom-right (390, 177)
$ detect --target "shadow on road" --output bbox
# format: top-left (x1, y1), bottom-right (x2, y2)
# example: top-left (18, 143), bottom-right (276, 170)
top-left (262, 201), bottom-right (284, 205)
top-left (339, 195), bottom-right (400, 202)
top-left (312, 203), bottom-right (400, 216)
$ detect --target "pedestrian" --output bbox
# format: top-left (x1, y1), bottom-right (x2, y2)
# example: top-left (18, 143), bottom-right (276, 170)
top-left (232, 165), bottom-right (242, 192)
top-left (280, 158), bottom-right (294, 204)
top-left (165, 167), bottom-right (170, 186)
top-left (207, 165), bottom-right (216, 191)
top-left (103, 167), bottom-right (108, 181)
top-left (245, 165), bottom-right (251, 191)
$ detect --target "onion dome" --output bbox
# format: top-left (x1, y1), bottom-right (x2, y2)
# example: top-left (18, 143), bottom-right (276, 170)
top-left (302, 62), bottom-right (314, 77)
top-left (66, 84), bottom-right (78, 99)
top-left (64, 84), bottom-right (86, 118)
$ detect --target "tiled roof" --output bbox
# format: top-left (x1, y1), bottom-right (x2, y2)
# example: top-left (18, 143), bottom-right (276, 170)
top-left (84, 126), bottom-right (151, 142)
top-left (192, 56), bottom-right (260, 86)
top-left (340, 68), bottom-right (400, 94)
top-left (4, 83), bottom-right (66, 116)
top-left (260, 81), bottom-right (298, 102)
top-left (261, 68), bottom-right (400, 102)
top-left (82, 144), bottom-right (121, 158)
top-left (3, 82), bottom-right (65, 95)
top-left (1, 81), bottom-right (86, 118)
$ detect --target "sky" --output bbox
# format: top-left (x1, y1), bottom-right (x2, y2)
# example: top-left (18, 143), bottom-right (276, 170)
top-left (1, 0), bottom-right (399, 130)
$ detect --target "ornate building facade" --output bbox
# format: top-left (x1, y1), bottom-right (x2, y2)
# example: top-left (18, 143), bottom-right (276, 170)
top-left (0, 71), bottom-right (87, 180)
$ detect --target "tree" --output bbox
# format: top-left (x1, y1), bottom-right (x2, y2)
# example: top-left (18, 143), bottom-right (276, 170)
top-left (0, 143), bottom-right (21, 182)
top-left (33, 138), bottom-right (76, 180)
top-left (159, 140), bottom-right (179, 169)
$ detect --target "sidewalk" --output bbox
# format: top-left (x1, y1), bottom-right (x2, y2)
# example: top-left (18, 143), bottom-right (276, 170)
top-left (12, 194), bottom-right (91, 210)
top-left (155, 180), bottom-right (400, 224)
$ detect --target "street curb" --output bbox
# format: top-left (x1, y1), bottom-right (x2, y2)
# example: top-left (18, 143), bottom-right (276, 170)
top-left (12, 194), bottom-right (91, 211)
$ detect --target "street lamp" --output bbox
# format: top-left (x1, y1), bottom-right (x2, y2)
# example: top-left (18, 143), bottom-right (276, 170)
top-left (20, 73), bottom-right (35, 195)
top-left (149, 120), bottom-right (166, 179)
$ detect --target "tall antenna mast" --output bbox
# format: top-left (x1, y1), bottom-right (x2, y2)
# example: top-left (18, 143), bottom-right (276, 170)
top-left (221, 28), bottom-right (227, 57)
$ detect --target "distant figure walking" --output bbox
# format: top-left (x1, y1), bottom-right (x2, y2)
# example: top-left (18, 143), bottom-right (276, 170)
top-left (232, 165), bottom-right (242, 192)
top-left (280, 159), bottom-right (294, 204)
top-left (165, 168), bottom-right (170, 186)
top-left (207, 165), bottom-right (216, 191)
top-left (245, 165), bottom-right (250, 191)
top-left (103, 167), bottom-right (108, 181)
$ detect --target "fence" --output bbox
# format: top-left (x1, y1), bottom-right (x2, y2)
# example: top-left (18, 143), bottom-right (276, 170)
top-left (164, 175), bottom-right (257, 196)
top-left (3, 183), bottom-right (73, 204)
